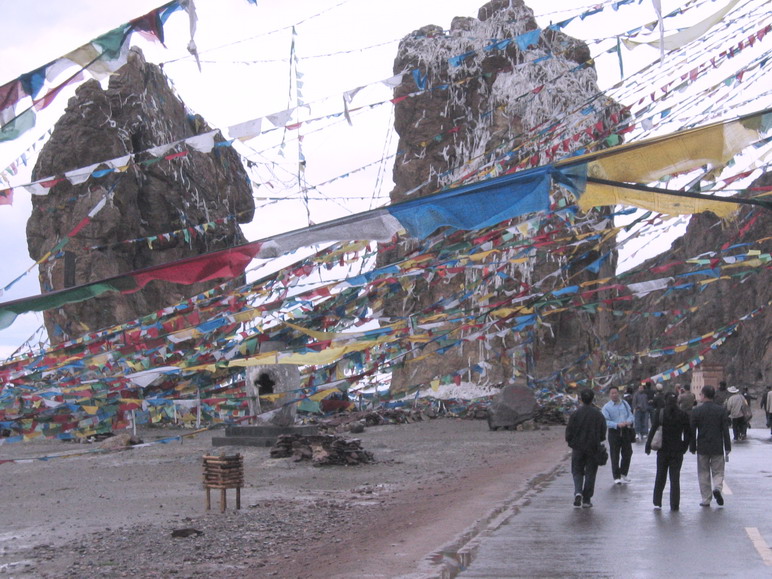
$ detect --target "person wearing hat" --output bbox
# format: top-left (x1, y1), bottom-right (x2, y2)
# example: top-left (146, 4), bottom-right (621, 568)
top-left (725, 386), bottom-right (751, 441)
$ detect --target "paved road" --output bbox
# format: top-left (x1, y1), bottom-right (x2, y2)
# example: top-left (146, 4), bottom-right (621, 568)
top-left (453, 428), bottom-right (772, 578)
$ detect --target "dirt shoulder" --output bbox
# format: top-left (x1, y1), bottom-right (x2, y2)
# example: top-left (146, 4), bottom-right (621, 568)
top-left (0, 416), bottom-right (568, 578)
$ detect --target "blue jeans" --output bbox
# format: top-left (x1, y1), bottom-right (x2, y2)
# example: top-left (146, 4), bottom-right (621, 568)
top-left (571, 448), bottom-right (599, 502)
top-left (634, 409), bottom-right (649, 439)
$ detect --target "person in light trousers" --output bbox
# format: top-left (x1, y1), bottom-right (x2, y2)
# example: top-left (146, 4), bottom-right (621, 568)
top-left (690, 385), bottom-right (732, 507)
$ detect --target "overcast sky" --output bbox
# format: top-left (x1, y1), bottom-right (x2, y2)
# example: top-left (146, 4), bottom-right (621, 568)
top-left (0, 0), bottom-right (760, 356)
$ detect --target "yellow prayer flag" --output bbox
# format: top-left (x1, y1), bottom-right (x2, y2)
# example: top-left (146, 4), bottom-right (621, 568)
top-left (579, 181), bottom-right (738, 217)
top-left (570, 114), bottom-right (764, 217)
top-left (308, 388), bottom-right (339, 402)
top-left (470, 250), bottom-right (499, 262)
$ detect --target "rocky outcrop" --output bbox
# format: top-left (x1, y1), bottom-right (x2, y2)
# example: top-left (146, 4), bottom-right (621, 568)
top-left (611, 173), bottom-right (772, 392)
top-left (383, 0), bottom-right (623, 391)
top-left (27, 48), bottom-right (254, 344)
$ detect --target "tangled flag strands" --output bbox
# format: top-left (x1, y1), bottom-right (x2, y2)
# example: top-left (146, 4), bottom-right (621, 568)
top-left (0, 190), bottom-right (768, 443)
top-left (1, 0), bottom-right (771, 443)
top-left (0, 107), bottom-right (769, 328)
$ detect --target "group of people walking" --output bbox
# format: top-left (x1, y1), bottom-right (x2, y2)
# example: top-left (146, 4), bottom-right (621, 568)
top-left (565, 382), bottom-right (742, 511)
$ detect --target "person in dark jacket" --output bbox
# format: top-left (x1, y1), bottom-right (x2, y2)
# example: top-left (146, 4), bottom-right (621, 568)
top-left (761, 385), bottom-right (772, 436)
top-left (623, 385), bottom-right (635, 413)
top-left (646, 392), bottom-right (691, 511)
top-left (632, 383), bottom-right (650, 441)
top-left (714, 381), bottom-right (731, 406)
top-left (565, 389), bottom-right (607, 508)
top-left (677, 383), bottom-right (696, 414)
top-left (645, 381), bottom-right (657, 425)
top-left (652, 383), bottom-right (665, 410)
top-left (690, 385), bottom-right (732, 507)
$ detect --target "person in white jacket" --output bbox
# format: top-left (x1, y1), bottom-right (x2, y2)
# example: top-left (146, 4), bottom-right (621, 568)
top-left (725, 386), bottom-right (750, 441)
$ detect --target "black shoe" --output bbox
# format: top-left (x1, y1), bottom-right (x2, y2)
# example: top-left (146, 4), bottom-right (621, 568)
top-left (713, 489), bottom-right (724, 506)
top-left (574, 493), bottom-right (582, 508)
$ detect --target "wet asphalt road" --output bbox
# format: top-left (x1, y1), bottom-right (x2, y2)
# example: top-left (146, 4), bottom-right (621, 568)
top-left (454, 428), bottom-right (772, 578)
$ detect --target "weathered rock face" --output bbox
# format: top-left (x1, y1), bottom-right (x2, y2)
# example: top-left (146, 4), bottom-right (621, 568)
top-left (486, 383), bottom-right (537, 430)
top-left (384, 0), bottom-right (621, 391)
top-left (612, 173), bottom-right (772, 393)
top-left (27, 48), bottom-right (254, 344)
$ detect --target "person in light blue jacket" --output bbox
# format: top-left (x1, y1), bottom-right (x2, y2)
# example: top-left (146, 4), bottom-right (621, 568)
top-left (602, 386), bottom-right (636, 485)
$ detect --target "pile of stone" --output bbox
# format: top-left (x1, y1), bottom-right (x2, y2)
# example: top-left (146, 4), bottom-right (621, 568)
top-left (533, 400), bottom-right (569, 425)
top-left (362, 408), bottom-right (427, 426)
top-left (304, 407), bottom-right (429, 433)
top-left (270, 434), bottom-right (374, 466)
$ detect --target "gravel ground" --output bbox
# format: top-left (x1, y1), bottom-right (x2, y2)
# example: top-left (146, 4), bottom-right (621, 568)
top-left (0, 415), bottom-right (568, 578)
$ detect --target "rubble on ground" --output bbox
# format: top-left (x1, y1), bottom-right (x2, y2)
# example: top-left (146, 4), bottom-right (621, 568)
top-left (270, 434), bottom-right (375, 465)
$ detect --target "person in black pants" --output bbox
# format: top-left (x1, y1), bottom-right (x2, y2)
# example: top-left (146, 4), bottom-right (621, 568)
top-left (602, 386), bottom-right (636, 484)
top-left (646, 392), bottom-right (691, 510)
top-left (566, 389), bottom-right (607, 508)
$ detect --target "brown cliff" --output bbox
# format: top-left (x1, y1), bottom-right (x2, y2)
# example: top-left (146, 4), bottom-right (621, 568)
top-left (611, 172), bottom-right (772, 392)
top-left (27, 48), bottom-right (254, 344)
top-left (383, 0), bottom-right (623, 391)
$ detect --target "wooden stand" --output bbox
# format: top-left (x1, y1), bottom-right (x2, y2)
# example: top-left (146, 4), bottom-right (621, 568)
top-left (203, 454), bottom-right (244, 512)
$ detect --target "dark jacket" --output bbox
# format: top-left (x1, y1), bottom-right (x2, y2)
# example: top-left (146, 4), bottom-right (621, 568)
top-left (566, 404), bottom-right (606, 453)
top-left (714, 388), bottom-right (730, 407)
top-left (690, 400), bottom-right (731, 455)
top-left (677, 391), bottom-right (696, 413)
top-left (646, 406), bottom-right (690, 455)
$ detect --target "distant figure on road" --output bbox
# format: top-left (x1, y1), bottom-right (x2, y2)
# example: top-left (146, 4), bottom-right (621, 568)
top-left (714, 381), bottom-right (731, 407)
top-left (645, 381), bottom-right (656, 426)
top-left (652, 383), bottom-right (665, 411)
top-left (645, 392), bottom-right (691, 511)
top-left (761, 385), bottom-right (772, 436)
top-left (623, 385), bottom-right (634, 412)
top-left (690, 385), bottom-right (732, 508)
top-left (632, 383), bottom-right (650, 442)
top-left (742, 387), bottom-right (755, 407)
top-left (677, 383), bottom-right (696, 415)
top-left (602, 386), bottom-right (635, 485)
top-left (725, 386), bottom-right (750, 441)
top-left (565, 389), bottom-right (607, 509)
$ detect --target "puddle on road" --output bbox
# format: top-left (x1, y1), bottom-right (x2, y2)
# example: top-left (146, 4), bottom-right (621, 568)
top-left (0, 531), bottom-right (40, 575)
top-left (0, 558), bottom-right (36, 574)
top-left (429, 551), bottom-right (473, 578)
top-left (425, 463), bottom-right (567, 578)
